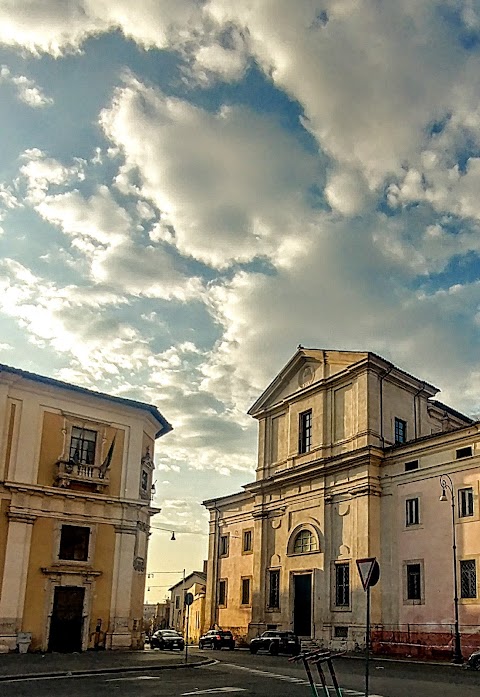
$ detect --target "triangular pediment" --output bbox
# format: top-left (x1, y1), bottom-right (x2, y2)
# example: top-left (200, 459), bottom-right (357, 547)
top-left (248, 348), bottom-right (368, 416)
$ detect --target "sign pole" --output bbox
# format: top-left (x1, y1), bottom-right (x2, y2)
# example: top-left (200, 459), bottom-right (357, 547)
top-left (185, 602), bottom-right (190, 664)
top-left (365, 585), bottom-right (370, 697)
top-left (184, 591), bottom-right (194, 665)
top-left (356, 557), bottom-right (380, 697)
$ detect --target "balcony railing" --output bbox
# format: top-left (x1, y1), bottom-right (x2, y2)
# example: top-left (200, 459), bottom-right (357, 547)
top-left (55, 459), bottom-right (109, 492)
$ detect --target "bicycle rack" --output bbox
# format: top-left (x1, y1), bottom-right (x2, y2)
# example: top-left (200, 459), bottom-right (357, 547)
top-left (289, 649), bottom-right (345, 697)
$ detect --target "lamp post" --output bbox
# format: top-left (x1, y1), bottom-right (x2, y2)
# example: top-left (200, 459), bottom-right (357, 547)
top-left (439, 474), bottom-right (463, 664)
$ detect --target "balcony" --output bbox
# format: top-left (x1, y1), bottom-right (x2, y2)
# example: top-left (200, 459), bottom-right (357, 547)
top-left (55, 459), bottom-right (109, 492)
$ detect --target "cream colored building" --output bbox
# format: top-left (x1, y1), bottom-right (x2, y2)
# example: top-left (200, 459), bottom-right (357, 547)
top-left (204, 348), bottom-right (480, 657)
top-left (0, 363), bottom-right (171, 652)
top-left (169, 570), bottom-right (206, 635)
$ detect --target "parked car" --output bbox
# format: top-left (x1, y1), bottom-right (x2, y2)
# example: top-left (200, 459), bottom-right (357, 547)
top-left (249, 630), bottom-right (301, 656)
top-left (466, 649), bottom-right (480, 670)
top-left (150, 629), bottom-right (185, 650)
top-left (198, 629), bottom-right (235, 650)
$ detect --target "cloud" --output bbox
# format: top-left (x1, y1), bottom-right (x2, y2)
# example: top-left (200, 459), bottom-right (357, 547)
top-left (0, 0), bottom-right (201, 55)
top-left (0, 64), bottom-right (53, 107)
top-left (100, 74), bottom-right (321, 269)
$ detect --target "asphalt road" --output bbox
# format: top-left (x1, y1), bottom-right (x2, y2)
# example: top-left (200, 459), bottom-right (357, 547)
top-left (1, 648), bottom-right (479, 697)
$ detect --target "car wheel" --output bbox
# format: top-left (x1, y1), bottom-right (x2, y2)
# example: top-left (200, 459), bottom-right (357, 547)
top-left (471, 655), bottom-right (480, 671)
top-left (229, 644), bottom-right (235, 651)
top-left (249, 645), bottom-right (258, 654)
top-left (199, 642), bottom-right (203, 649)
top-left (269, 641), bottom-right (279, 656)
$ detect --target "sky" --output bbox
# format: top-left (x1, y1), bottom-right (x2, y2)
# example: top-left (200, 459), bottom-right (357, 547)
top-left (1, 1), bottom-right (480, 602)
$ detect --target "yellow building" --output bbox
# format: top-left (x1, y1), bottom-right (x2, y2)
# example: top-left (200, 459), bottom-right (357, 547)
top-left (0, 363), bottom-right (171, 652)
top-left (203, 348), bottom-right (480, 657)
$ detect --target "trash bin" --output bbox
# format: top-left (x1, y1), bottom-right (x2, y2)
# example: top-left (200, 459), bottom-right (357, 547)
top-left (16, 632), bottom-right (32, 654)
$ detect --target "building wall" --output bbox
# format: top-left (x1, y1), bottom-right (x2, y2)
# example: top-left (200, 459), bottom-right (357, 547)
top-left (0, 368), bottom-right (170, 652)
top-left (204, 349), bottom-right (479, 657)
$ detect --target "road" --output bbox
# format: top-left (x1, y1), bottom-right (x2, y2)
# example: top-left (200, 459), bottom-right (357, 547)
top-left (1, 648), bottom-right (479, 697)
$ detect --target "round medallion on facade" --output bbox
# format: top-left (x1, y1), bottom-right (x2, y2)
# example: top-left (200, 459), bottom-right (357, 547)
top-left (299, 365), bottom-right (315, 387)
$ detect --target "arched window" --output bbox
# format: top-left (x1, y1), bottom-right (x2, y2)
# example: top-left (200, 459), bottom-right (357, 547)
top-left (293, 529), bottom-right (318, 554)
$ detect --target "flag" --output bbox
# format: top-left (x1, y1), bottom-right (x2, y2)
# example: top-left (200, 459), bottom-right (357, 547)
top-left (98, 434), bottom-right (116, 477)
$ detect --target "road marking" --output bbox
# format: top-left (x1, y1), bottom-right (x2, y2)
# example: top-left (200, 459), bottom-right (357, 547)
top-left (216, 663), bottom-right (386, 697)
top-left (106, 676), bottom-right (160, 681)
top-left (182, 689), bottom-right (246, 695)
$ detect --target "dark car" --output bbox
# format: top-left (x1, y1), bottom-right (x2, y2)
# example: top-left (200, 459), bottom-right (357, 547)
top-left (199, 629), bottom-right (235, 650)
top-left (249, 630), bottom-right (301, 656)
top-left (150, 629), bottom-right (185, 650)
top-left (466, 649), bottom-right (480, 670)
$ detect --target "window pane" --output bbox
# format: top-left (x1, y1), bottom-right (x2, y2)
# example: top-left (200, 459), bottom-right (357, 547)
top-left (460, 560), bottom-right (477, 599)
top-left (335, 563), bottom-right (350, 606)
top-left (268, 570), bottom-right (280, 609)
top-left (218, 580), bottom-right (226, 606)
top-left (220, 535), bottom-right (229, 556)
top-left (406, 563), bottom-right (421, 600)
top-left (241, 578), bottom-right (250, 605)
top-left (59, 525), bottom-right (90, 561)
top-left (243, 530), bottom-right (252, 552)
top-left (395, 418), bottom-right (407, 444)
top-left (69, 427), bottom-right (97, 465)
top-left (293, 529), bottom-right (318, 553)
top-left (458, 488), bottom-right (474, 517)
top-left (406, 498), bottom-right (419, 526)
top-left (298, 410), bottom-right (312, 454)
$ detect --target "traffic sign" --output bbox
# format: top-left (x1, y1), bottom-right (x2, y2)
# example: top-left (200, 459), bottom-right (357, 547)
top-left (184, 592), bottom-right (194, 606)
top-left (356, 557), bottom-right (380, 591)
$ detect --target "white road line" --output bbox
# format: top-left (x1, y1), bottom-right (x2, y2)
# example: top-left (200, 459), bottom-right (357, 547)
top-left (216, 663), bottom-right (387, 697)
top-left (182, 689), bottom-right (246, 695)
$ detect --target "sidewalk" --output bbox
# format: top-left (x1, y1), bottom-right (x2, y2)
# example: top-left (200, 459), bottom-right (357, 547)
top-left (0, 647), bottom-right (210, 681)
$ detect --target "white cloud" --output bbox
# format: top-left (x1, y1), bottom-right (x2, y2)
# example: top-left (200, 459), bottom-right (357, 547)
top-left (0, 64), bottom-right (53, 107)
top-left (0, 0), bottom-right (201, 55)
top-left (100, 75), bottom-right (321, 269)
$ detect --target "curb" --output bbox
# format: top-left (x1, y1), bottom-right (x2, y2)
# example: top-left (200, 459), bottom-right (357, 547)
top-left (0, 658), bottom-right (215, 682)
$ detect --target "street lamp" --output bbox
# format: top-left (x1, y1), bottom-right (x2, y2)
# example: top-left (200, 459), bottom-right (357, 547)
top-left (439, 474), bottom-right (463, 664)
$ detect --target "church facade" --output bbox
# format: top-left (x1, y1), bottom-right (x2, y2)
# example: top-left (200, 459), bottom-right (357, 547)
top-left (203, 349), bottom-right (480, 657)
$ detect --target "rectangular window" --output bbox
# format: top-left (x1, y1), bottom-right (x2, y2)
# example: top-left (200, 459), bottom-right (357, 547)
top-left (298, 410), bottom-right (312, 454)
top-left (404, 460), bottom-right (419, 472)
top-left (268, 570), bottom-right (280, 609)
top-left (458, 488), bottom-right (474, 518)
top-left (394, 418), bottom-right (407, 445)
top-left (405, 498), bottom-right (419, 526)
top-left (456, 446), bottom-right (473, 459)
top-left (243, 529), bottom-right (252, 553)
top-left (406, 563), bottom-right (422, 600)
top-left (218, 579), bottom-right (227, 607)
top-left (335, 563), bottom-right (350, 607)
top-left (69, 427), bottom-right (97, 465)
top-left (175, 596), bottom-right (180, 609)
top-left (334, 626), bottom-right (348, 639)
top-left (59, 525), bottom-right (90, 561)
top-left (219, 534), bottom-right (229, 556)
top-left (460, 560), bottom-right (477, 599)
top-left (241, 578), bottom-right (251, 605)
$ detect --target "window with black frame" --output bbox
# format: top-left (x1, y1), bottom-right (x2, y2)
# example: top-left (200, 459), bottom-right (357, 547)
top-left (335, 562), bottom-right (350, 607)
top-left (406, 563), bottom-right (422, 601)
top-left (394, 417), bottom-right (407, 444)
top-left (460, 560), bottom-right (477, 598)
top-left (268, 569), bottom-right (280, 609)
top-left (69, 427), bottom-right (97, 465)
top-left (59, 524), bottom-right (90, 561)
top-left (458, 487), bottom-right (474, 518)
top-left (298, 410), bottom-right (312, 453)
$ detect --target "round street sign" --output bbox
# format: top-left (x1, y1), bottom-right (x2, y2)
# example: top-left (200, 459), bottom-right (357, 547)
top-left (184, 592), bottom-right (194, 606)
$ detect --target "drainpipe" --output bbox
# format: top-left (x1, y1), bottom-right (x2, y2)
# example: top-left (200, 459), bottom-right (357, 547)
top-left (212, 502), bottom-right (220, 629)
top-left (413, 382), bottom-right (425, 440)
top-left (379, 365), bottom-right (394, 448)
